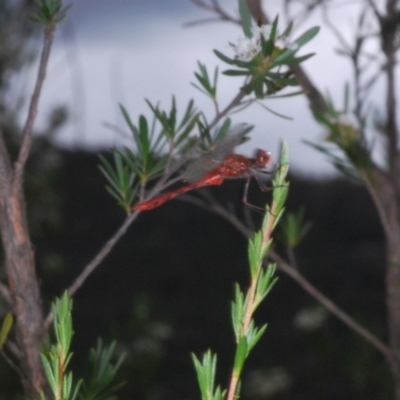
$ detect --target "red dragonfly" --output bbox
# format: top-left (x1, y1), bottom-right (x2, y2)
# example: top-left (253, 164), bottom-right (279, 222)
top-left (133, 123), bottom-right (272, 212)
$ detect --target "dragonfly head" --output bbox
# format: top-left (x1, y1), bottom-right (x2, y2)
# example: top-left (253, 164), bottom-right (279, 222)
top-left (254, 149), bottom-right (272, 168)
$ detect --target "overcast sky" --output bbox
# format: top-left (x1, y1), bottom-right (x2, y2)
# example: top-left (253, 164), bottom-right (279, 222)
top-left (15, 0), bottom-right (388, 175)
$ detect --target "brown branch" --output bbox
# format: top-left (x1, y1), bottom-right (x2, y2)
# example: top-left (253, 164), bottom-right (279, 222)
top-left (44, 211), bottom-right (140, 329)
top-left (0, 281), bottom-right (12, 305)
top-left (13, 23), bottom-right (55, 197)
top-left (45, 135), bottom-right (207, 330)
top-left (0, 129), bottom-right (17, 311)
top-left (209, 91), bottom-right (246, 128)
top-left (1, 347), bottom-right (27, 384)
top-left (366, 0), bottom-right (382, 19)
top-left (0, 129), bottom-right (13, 197)
top-left (381, 4), bottom-right (399, 178)
top-left (197, 198), bottom-right (392, 361)
top-left (66, 213), bottom-right (138, 297)
top-left (190, 0), bottom-right (239, 23)
top-left (269, 250), bottom-right (392, 362)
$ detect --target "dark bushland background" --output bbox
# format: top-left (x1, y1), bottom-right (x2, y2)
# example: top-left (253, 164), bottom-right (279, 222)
top-left (0, 139), bottom-right (389, 399)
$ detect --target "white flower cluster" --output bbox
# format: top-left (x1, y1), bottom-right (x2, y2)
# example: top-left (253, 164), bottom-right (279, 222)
top-left (333, 113), bottom-right (357, 127)
top-left (232, 23), bottom-right (297, 62)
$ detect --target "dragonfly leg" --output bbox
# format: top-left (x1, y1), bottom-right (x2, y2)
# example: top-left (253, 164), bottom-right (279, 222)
top-left (241, 177), bottom-right (265, 214)
top-left (253, 173), bottom-right (273, 193)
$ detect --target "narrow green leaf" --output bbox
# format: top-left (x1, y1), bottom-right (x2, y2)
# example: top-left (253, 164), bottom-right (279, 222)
top-left (233, 336), bottom-right (248, 375)
top-left (260, 238), bottom-right (273, 262)
top-left (222, 69), bottom-right (250, 76)
top-left (282, 21), bottom-right (294, 37)
top-left (63, 372), bottom-right (72, 398)
top-left (272, 207), bottom-right (286, 231)
top-left (0, 313), bottom-right (13, 350)
top-left (294, 26), bottom-right (320, 47)
top-left (178, 99), bottom-right (197, 130)
top-left (191, 82), bottom-right (212, 97)
top-left (139, 115), bottom-right (150, 159)
top-left (70, 379), bottom-right (82, 400)
top-left (192, 350), bottom-right (219, 400)
top-left (120, 105), bottom-right (140, 142)
top-left (231, 284), bottom-right (245, 341)
top-left (271, 47), bottom-right (297, 66)
top-left (239, 0), bottom-right (253, 38)
top-left (213, 49), bottom-right (235, 65)
top-left (344, 82), bottom-right (350, 112)
top-left (41, 354), bottom-right (57, 394)
top-left (254, 266), bottom-right (278, 308)
top-left (104, 186), bottom-right (123, 205)
top-left (269, 16), bottom-right (279, 43)
top-left (281, 52), bottom-right (315, 66)
top-left (117, 148), bottom-right (142, 177)
top-left (247, 324), bottom-right (267, 352)
top-left (247, 244), bottom-right (257, 277)
top-left (98, 155), bottom-right (120, 183)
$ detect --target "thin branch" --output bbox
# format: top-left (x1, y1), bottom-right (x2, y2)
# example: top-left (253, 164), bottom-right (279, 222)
top-left (0, 131), bottom-right (15, 308)
top-left (13, 23), bottom-right (55, 197)
top-left (1, 347), bottom-right (27, 384)
top-left (102, 121), bottom-right (131, 140)
top-left (199, 198), bottom-right (392, 362)
top-left (193, 0), bottom-right (328, 113)
top-left (184, 17), bottom-right (233, 27)
top-left (269, 250), bottom-right (392, 362)
top-left (45, 155), bottom-right (194, 331)
top-left (189, 0), bottom-right (239, 24)
top-left (0, 129), bottom-right (13, 196)
top-left (361, 66), bottom-right (384, 97)
top-left (44, 211), bottom-right (140, 330)
top-left (380, 2), bottom-right (400, 179)
top-left (321, 2), bottom-right (353, 54)
top-left (67, 213), bottom-right (138, 297)
top-left (365, 0), bottom-right (382, 20)
top-left (0, 281), bottom-right (12, 306)
top-left (209, 91), bottom-right (246, 128)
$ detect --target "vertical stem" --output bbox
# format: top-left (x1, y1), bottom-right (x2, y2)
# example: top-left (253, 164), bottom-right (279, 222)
top-left (226, 203), bottom-right (280, 400)
top-left (380, 2), bottom-right (400, 397)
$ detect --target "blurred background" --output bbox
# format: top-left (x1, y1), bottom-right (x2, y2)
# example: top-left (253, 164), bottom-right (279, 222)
top-left (0, 1), bottom-right (391, 399)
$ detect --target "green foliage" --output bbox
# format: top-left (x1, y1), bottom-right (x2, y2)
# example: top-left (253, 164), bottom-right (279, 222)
top-left (191, 351), bottom-right (225, 400)
top-left (193, 143), bottom-right (290, 400)
top-left (145, 97), bottom-right (199, 147)
top-left (99, 2), bottom-right (318, 213)
top-left (269, 141), bottom-right (290, 229)
top-left (40, 292), bottom-right (82, 400)
top-left (307, 89), bottom-right (374, 182)
top-left (94, 4), bottom-right (313, 397)
top-left (279, 208), bottom-right (312, 249)
top-left (99, 98), bottom-right (200, 211)
top-left (40, 294), bottom-right (125, 400)
top-left (0, 313), bottom-right (13, 351)
top-left (192, 62), bottom-right (218, 100)
top-left (98, 152), bottom-right (136, 213)
top-left (214, 15), bottom-right (319, 98)
top-left (238, 0), bottom-right (252, 38)
top-left (31, 0), bottom-right (71, 25)
top-left (78, 340), bottom-right (125, 400)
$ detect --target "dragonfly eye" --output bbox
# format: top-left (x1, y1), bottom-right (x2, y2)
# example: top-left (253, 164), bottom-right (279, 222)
top-left (255, 149), bottom-right (272, 167)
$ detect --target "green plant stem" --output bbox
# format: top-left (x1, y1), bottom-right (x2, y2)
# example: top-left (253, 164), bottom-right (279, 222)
top-left (226, 209), bottom-right (279, 400)
top-left (194, 193), bottom-right (391, 361)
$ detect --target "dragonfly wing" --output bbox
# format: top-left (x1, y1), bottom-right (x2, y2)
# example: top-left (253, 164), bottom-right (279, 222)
top-left (182, 155), bottom-right (214, 182)
top-left (182, 123), bottom-right (254, 182)
top-left (211, 123), bottom-right (253, 161)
